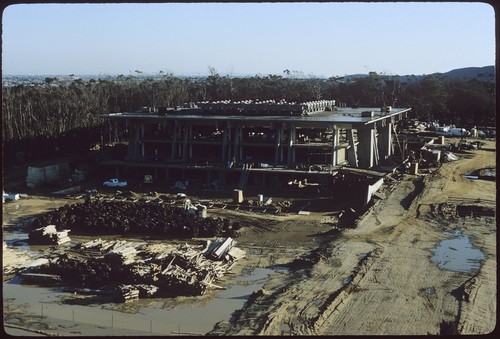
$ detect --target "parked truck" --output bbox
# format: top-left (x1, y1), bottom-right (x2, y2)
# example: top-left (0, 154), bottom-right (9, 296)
top-left (103, 178), bottom-right (128, 188)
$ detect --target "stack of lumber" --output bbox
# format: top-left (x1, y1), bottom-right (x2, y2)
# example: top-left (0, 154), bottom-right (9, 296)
top-left (28, 225), bottom-right (71, 245)
top-left (115, 284), bottom-right (140, 302)
top-left (104, 241), bottom-right (139, 265)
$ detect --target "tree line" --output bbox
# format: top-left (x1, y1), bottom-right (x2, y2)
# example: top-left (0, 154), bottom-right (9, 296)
top-left (2, 71), bottom-right (495, 163)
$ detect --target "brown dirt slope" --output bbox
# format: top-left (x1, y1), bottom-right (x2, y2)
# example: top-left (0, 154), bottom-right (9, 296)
top-left (210, 140), bottom-right (496, 336)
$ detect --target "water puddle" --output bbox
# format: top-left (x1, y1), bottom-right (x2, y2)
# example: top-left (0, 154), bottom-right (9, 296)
top-left (429, 233), bottom-right (486, 273)
top-left (3, 199), bottom-right (292, 335)
top-left (342, 276), bottom-right (353, 286)
top-left (3, 266), bottom-right (288, 335)
top-left (422, 287), bottom-right (435, 295)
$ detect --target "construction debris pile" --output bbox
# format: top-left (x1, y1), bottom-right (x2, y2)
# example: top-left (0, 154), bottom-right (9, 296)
top-left (30, 200), bottom-right (234, 238)
top-left (28, 225), bottom-right (71, 245)
top-left (18, 237), bottom-right (245, 302)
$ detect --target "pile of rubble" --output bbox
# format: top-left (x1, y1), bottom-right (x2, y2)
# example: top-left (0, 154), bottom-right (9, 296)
top-left (18, 237), bottom-right (245, 302)
top-left (30, 200), bottom-right (233, 238)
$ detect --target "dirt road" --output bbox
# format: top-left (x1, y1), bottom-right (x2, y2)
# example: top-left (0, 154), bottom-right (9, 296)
top-left (210, 139), bottom-right (496, 336)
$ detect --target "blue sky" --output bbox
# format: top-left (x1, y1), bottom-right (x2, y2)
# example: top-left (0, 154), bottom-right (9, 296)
top-left (1, 2), bottom-right (495, 77)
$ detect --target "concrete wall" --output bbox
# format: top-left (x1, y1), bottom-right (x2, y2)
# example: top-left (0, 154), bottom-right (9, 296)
top-left (26, 163), bottom-right (70, 188)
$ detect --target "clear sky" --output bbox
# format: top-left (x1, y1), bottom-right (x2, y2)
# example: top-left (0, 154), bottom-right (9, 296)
top-left (1, 2), bottom-right (496, 77)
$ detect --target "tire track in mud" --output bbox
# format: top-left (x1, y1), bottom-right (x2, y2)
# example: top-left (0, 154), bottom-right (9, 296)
top-left (258, 175), bottom-right (428, 335)
top-left (209, 244), bottom-right (382, 336)
top-left (210, 175), bottom-right (421, 336)
top-left (212, 147), bottom-right (496, 336)
top-left (262, 246), bottom-right (382, 336)
top-left (311, 248), bottom-right (381, 331)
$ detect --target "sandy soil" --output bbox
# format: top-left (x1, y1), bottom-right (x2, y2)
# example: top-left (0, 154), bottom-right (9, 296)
top-left (2, 138), bottom-right (496, 336)
top-left (208, 138), bottom-right (497, 336)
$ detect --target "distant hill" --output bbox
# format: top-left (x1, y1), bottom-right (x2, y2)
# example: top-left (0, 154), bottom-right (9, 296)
top-left (394, 66), bottom-right (495, 83)
top-left (432, 65), bottom-right (495, 80)
top-left (335, 65), bottom-right (495, 83)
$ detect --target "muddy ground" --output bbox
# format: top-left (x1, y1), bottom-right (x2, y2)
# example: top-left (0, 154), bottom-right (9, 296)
top-left (2, 138), bottom-right (496, 336)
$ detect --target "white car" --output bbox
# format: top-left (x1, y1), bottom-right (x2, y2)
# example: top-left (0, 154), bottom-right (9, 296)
top-left (103, 178), bottom-right (128, 188)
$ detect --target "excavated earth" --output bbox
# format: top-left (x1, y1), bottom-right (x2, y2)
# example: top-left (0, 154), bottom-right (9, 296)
top-left (208, 138), bottom-right (497, 336)
top-left (2, 138), bottom-right (496, 336)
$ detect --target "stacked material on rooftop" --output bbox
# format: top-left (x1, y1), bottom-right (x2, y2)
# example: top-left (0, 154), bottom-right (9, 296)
top-left (196, 99), bottom-right (335, 116)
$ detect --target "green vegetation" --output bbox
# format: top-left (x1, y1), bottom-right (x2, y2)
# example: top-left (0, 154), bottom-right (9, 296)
top-left (2, 71), bottom-right (495, 164)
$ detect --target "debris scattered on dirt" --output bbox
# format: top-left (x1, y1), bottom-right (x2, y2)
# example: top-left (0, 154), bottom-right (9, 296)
top-left (17, 237), bottom-right (245, 302)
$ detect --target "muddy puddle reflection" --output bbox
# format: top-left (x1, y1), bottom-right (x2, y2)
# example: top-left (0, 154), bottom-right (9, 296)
top-left (4, 266), bottom-right (288, 336)
top-left (3, 198), bottom-right (292, 335)
top-left (430, 231), bottom-right (486, 273)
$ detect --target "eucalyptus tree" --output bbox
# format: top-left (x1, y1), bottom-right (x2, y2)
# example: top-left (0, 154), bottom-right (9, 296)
top-left (447, 78), bottom-right (495, 127)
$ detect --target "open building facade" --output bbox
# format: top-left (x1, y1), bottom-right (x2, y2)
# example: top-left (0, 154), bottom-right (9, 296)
top-left (99, 100), bottom-right (410, 201)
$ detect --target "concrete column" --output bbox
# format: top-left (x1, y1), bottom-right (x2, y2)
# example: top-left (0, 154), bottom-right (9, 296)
top-left (170, 121), bottom-right (177, 160)
top-left (222, 124), bottom-right (228, 162)
top-left (233, 125), bottom-right (242, 161)
top-left (188, 125), bottom-right (193, 159)
top-left (140, 124), bottom-right (145, 160)
top-left (287, 126), bottom-right (296, 166)
top-left (182, 125), bottom-right (189, 160)
top-left (227, 125), bottom-right (232, 161)
top-left (125, 124), bottom-right (140, 160)
top-left (378, 120), bottom-right (393, 159)
top-left (331, 126), bottom-right (339, 166)
top-left (274, 125), bottom-right (283, 165)
top-left (232, 126), bottom-right (237, 161)
top-left (357, 127), bottom-right (375, 168)
top-left (346, 129), bottom-right (358, 167)
top-left (239, 126), bottom-right (243, 161)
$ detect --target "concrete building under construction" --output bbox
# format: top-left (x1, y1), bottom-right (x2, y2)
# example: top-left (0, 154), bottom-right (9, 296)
top-left (99, 100), bottom-right (410, 206)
